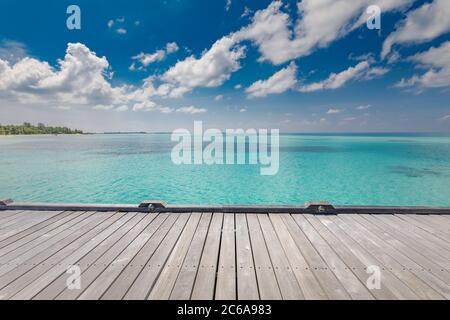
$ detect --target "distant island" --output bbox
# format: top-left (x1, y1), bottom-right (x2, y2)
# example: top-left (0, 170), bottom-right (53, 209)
top-left (0, 123), bottom-right (83, 135)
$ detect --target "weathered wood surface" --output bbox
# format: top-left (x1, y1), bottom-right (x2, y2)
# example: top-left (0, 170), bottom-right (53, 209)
top-left (0, 210), bottom-right (448, 300)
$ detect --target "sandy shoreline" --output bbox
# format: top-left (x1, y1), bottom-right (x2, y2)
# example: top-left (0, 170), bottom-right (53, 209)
top-left (0, 134), bottom-right (84, 138)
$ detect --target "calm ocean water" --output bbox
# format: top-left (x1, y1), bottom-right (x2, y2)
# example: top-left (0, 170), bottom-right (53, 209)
top-left (1, 133), bottom-right (450, 206)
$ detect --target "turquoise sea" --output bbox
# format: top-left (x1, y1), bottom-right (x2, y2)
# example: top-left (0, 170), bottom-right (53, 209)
top-left (1, 133), bottom-right (450, 206)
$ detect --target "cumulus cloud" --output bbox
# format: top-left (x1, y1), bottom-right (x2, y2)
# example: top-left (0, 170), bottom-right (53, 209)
top-left (225, 0), bottom-right (232, 12)
top-left (327, 108), bottom-right (343, 114)
top-left (394, 41), bottom-right (450, 90)
top-left (245, 62), bottom-right (297, 98)
top-left (175, 106), bottom-right (207, 114)
top-left (0, 40), bottom-right (28, 63)
top-left (235, 0), bottom-right (413, 65)
top-left (0, 42), bottom-right (179, 114)
top-left (165, 42), bottom-right (179, 54)
top-left (0, 43), bottom-right (128, 106)
top-left (298, 61), bottom-right (370, 92)
top-left (130, 42), bottom-right (179, 70)
top-left (116, 105), bottom-right (129, 112)
top-left (161, 36), bottom-right (245, 96)
top-left (382, 0), bottom-right (450, 59)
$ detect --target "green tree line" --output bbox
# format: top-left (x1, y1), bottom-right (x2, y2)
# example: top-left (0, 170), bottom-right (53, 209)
top-left (0, 123), bottom-right (83, 135)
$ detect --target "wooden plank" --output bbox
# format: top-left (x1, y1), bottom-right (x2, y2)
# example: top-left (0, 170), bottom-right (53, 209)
top-left (36, 213), bottom-right (159, 300)
top-left (235, 214), bottom-right (259, 300)
top-left (0, 211), bottom-right (63, 240)
top-left (215, 214), bottom-right (236, 300)
top-left (66, 213), bottom-right (171, 300)
top-left (415, 215), bottom-right (450, 234)
top-left (0, 211), bottom-right (82, 257)
top-left (170, 213), bottom-right (212, 300)
top-left (351, 215), bottom-right (450, 285)
top-left (0, 211), bottom-right (25, 224)
top-left (0, 212), bottom-right (126, 299)
top-left (269, 214), bottom-right (326, 300)
top-left (316, 215), bottom-right (420, 300)
top-left (367, 215), bottom-right (450, 269)
top-left (148, 213), bottom-right (202, 300)
top-left (0, 211), bottom-right (59, 231)
top-left (425, 215), bottom-right (450, 231)
top-left (336, 214), bottom-right (446, 299)
top-left (10, 213), bottom-right (137, 299)
top-left (258, 214), bottom-right (303, 299)
top-left (0, 211), bottom-right (100, 273)
top-left (292, 214), bottom-right (373, 300)
top-left (280, 214), bottom-right (349, 299)
top-left (0, 211), bottom-right (35, 230)
top-left (190, 213), bottom-right (224, 300)
top-left (307, 215), bottom-right (397, 299)
top-left (122, 213), bottom-right (190, 300)
top-left (384, 215), bottom-right (450, 258)
top-left (246, 214), bottom-right (281, 300)
top-left (395, 214), bottom-right (450, 245)
top-left (87, 213), bottom-right (180, 300)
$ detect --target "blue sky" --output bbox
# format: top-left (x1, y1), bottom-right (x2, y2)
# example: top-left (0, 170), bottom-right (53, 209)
top-left (0, 0), bottom-right (449, 132)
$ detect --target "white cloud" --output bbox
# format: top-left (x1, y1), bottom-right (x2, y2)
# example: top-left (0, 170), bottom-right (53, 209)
top-left (161, 36), bottom-right (245, 96)
top-left (394, 41), bottom-right (450, 90)
top-left (327, 108), bottom-right (343, 114)
top-left (130, 42), bottom-right (179, 70)
top-left (235, 0), bottom-right (413, 65)
top-left (246, 62), bottom-right (297, 98)
top-left (116, 28), bottom-right (127, 35)
top-left (382, 0), bottom-right (450, 59)
top-left (166, 42), bottom-right (179, 54)
top-left (132, 50), bottom-right (165, 67)
top-left (116, 105), bottom-right (129, 112)
top-left (225, 0), bottom-right (232, 11)
top-left (175, 106), bottom-right (207, 114)
top-left (241, 7), bottom-right (253, 18)
top-left (0, 42), bottom-right (177, 114)
top-left (362, 67), bottom-right (390, 80)
top-left (0, 40), bottom-right (28, 64)
top-left (298, 61), bottom-right (370, 92)
top-left (132, 101), bottom-right (157, 112)
top-left (0, 43), bottom-right (126, 106)
top-left (93, 104), bottom-right (114, 110)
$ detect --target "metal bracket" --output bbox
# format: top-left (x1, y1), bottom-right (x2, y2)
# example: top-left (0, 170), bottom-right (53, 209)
top-left (304, 201), bottom-right (335, 214)
top-left (139, 200), bottom-right (167, 211)
top-left (0, 199), bottom-right (13, 206)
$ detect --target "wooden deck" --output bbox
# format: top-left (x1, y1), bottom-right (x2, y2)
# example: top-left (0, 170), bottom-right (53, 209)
top-left (0, 209), bottom-right (449, 300)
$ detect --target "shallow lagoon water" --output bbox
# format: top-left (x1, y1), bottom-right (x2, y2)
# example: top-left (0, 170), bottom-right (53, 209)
top-left (1, 133), bottom-right (449, 206)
